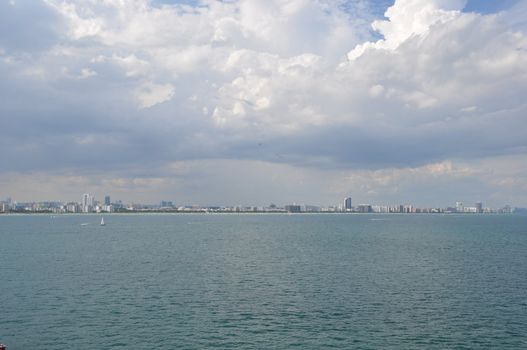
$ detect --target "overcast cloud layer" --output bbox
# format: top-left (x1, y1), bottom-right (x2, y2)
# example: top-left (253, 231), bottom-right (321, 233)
top-left (1, 0), bottom-right (526, 207)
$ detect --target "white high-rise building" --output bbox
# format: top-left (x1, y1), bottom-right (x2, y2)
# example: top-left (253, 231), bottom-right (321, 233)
top-left (82, 193), bottom-right (94, 213)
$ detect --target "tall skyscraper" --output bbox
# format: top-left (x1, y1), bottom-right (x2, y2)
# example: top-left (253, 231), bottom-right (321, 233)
top-left (82, 193), bottom-right (94, 213)
top-left (344, 197), bottom-right (352, 211)
top-left (475, 202), bottom-right (483, 213)
top-left (105, 196), bottom-right (111, 206)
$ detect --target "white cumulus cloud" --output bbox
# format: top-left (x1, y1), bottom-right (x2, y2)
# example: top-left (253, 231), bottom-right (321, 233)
top-left (0, 0), bottom-right (526, 206)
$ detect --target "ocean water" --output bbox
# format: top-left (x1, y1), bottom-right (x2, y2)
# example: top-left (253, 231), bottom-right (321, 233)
top-left (0, 213), bottom-right (526, 349)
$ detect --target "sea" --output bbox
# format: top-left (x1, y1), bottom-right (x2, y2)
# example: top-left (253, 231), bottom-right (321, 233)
top-left (0, 213), bottom-right (526, 349)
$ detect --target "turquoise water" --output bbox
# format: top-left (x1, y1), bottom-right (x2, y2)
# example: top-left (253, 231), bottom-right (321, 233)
top-left (1, 214), bottom-right (526, 349)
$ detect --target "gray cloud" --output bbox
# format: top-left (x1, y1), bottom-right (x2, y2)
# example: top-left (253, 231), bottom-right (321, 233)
top-left (0, 0), bottom-right (63, 52)
top-left (0, 0), bottom-right (526, 206)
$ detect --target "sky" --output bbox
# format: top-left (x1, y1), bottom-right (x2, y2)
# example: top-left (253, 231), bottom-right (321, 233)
top-left (0, 0), bottom-right (526, 207)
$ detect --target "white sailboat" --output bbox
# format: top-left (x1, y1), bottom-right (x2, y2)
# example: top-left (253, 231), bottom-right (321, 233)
top-left (100, 217), bottom-right (105, 226)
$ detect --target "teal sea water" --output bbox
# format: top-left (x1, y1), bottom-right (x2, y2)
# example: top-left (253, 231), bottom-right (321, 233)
top-left (1, 214), bottom-right (526, 349)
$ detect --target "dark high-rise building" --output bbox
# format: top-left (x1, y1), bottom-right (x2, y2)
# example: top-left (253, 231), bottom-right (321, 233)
top-left (105, 196), bottom-right (111, 206)
top-left (285, 204), bottom-right (302, 213)
top-left (344, 197), bottom-right (352, 211)
top-left (475, 202), bottom-right (483, 213)
top-left (357, 204), bottom-right (372, 213)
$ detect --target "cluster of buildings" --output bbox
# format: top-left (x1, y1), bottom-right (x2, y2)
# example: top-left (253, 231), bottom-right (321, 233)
top-left (256, 199), bottom-right (515, 214)
top-left (0, 194), bottom-right (120, 214)
top-left (0, 194), bottom-right (523, 215)
top-left (337, 198), bottom-right (514, 214)
top-left (78, 194), bottom-right (115, 213)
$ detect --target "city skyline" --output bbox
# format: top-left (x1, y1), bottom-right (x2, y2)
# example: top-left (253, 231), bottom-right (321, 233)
top-left (0, 192), bottom-right (521, 215)
top-left (1, 0), bottom-right (527, 207)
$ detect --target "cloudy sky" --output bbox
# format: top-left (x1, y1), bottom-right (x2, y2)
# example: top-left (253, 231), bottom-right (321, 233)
top-left (1, 0), bottom-right (526, 207)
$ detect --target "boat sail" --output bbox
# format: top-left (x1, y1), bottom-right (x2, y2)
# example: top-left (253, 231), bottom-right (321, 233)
top-left (100, 217), bottom-right (105, 226)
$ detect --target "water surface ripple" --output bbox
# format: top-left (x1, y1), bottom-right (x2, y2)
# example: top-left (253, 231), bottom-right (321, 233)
top-left (1, 214), bottom-right (526, 349)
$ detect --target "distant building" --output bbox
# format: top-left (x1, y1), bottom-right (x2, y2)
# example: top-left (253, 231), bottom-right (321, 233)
top-left (344, 197), bottom-right (352, 211)
top-left (456, 202), bottom-right (464, 213)
top-left (160, 201), bottom-right (174, 208)
top-left (285, 204), bottom-right (302, 213)
top-left (357, 204), bottom-right (372, 213)
top-left (82, 193), bottom-right (94, 213)
top-left (372, 205), bottom-right (389, 213)
top-left (403, 204), bottom-right (414, 213)
top-left (475, 202), bottom-right (483, 213)
top-left (66, 202), bottom-right (79, 213)
top-left (464, 206), bottom-right (477, 213)
top-left (304, 205), bottom-right (321, 212)
top-left (105, 196), bottom-right (111, 206)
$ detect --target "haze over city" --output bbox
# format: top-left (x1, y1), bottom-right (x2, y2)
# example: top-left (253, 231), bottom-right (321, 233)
top-left (1, 0), bottom-right (526, 207)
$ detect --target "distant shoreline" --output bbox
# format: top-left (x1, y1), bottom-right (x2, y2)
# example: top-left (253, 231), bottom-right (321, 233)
top-left (0, 211), bottom-right (518, 216)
